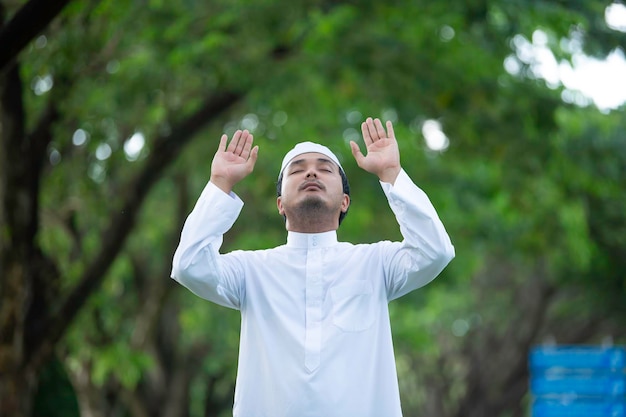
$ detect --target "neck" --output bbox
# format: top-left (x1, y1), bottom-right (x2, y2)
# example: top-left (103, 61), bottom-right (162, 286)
top-left (284, 206), bottom-right (339, 233)
top-left (285, 217), bottom-right (338, 233)
top-left (286, 223), bottom-right (337, 233)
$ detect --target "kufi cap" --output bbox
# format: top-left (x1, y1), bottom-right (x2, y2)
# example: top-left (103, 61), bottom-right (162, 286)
top-left (279, 142), bottom-right (343, 177)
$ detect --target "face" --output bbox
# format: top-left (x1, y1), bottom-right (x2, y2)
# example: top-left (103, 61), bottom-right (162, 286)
top-left (277, 152), bottom-right (350, 222)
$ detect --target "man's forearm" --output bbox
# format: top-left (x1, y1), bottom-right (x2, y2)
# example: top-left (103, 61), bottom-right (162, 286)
top-left (383, 169), bottom-right (454, 260)
top-left (171, 181), bottom-right (243, 275)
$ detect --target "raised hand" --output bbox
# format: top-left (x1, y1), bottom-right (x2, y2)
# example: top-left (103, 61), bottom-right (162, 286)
top-left (210, 129), bottom-right (259, 193)
top-left (350, 117), bottom-right (401, 184)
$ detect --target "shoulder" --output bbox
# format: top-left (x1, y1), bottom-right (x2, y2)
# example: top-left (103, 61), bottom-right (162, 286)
top-left (223, 245), bottom-right (288, 261)
top-left (335, 240), bottom-right (400, 257)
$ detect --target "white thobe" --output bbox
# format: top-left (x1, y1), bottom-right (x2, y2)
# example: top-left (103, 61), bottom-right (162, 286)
top-left (171, 169), bottom-right (455, 417)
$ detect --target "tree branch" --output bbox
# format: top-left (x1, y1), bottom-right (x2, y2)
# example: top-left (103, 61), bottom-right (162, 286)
top-left (0, 0), bottom-right (75, 72)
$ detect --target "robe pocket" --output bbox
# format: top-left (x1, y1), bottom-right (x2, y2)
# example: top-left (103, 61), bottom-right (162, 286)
top-left (330, 281), bottom-right (375, 332)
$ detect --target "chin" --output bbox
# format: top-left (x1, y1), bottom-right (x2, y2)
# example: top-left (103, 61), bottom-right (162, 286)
top-left (292, 195), bottom-right (330, 214)
top-left (300, 195), bottom-right (325, 207)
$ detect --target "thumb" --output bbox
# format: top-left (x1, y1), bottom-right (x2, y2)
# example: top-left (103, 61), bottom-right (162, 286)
top-left (350, 141), bottom-right (365, 167)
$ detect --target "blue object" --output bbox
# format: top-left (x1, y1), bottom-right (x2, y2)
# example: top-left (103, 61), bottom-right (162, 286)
top-left (529, 346), bottom-right (626, 370)
top-left (529, 345), bottom-right (626, 416)
top-left (531, 373), bottom-right (626, 397)
top-left (532, 399), bottom-right (626, 417)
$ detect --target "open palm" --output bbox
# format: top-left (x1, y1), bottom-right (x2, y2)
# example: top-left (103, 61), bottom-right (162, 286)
top-left (210, 129), bottom-right (258, 193)
top-left (350, 118), bottom-right (401, 184)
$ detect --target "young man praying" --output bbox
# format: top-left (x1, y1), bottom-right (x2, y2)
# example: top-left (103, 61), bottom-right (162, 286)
top-left (171, 117), bottom-right (455, 417)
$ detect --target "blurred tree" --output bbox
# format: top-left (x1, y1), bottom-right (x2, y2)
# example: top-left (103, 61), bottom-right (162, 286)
top-left (1, 0), bottom-right (625, 416)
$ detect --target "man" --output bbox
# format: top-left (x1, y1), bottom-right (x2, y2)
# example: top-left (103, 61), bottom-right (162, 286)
top-left (171, 117), bottom-right (455, 417)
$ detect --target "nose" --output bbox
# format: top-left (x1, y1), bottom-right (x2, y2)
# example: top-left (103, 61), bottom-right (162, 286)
top-left (305, 168), bottom-right (318, 178)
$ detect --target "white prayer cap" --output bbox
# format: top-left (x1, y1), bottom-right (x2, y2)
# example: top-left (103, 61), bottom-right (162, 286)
top-left (279, 142), bottom-right (343, 177)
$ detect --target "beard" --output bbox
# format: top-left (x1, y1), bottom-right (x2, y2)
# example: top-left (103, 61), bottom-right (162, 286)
top-left (293, 195), bottom-right (329, 218)
top-left (290, 194), bottom-right (345, 228)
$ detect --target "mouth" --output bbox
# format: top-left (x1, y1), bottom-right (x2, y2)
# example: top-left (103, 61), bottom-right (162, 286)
top-left (300, 181), bottom-right (324, 191)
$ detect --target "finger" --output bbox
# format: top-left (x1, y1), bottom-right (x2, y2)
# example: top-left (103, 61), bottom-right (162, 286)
top-left (366, 117), bottom-right (379, 141)
top-left (374, 118), bottom-right (387, 139)
top-left (361, 120), bottom-right (373, 146)
top-left (246, 145), bottom-right (259, 171)
top-left (234, 130), bottom-right (249, 155)
top-left (227, 130), bottom-right (242, 153)
top-left (350, 141), bottom-right (365, 167)
top-left (385, 120), bottom-right (396, 139)
top-left (241, 133), bottom-right (254, 158)
top-left (218, 134), bottom-right (228, 152)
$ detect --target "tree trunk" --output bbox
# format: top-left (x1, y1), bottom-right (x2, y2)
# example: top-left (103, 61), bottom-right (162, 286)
top-left (0, 60), bottom-right (36, 417)
top-left (0, 0), bottom-right (70, 412)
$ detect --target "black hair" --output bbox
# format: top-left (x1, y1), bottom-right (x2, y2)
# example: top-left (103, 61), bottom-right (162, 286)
top-left (276, 168), bottom-right (351, 225)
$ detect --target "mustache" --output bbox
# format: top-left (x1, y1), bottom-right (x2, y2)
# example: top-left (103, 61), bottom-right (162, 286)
top-left (298, 180), bottom-right (325, 191)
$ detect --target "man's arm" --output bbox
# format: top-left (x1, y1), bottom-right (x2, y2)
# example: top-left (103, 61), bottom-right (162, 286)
top-left (170, 130), bottom-right (259, 309)
top-left (351, 118), bottom-right (455, 300)
top-left (380, 168), bottom-right (455, 300)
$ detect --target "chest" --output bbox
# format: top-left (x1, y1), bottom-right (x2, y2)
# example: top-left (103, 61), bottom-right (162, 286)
top-left (240, 246), bottom-right (386, 331)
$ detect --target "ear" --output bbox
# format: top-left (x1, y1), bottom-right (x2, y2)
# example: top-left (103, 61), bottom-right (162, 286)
top-left (277, 196), bottom-right (285, 215)
top-left (341, 194), bottom-right (350, 213)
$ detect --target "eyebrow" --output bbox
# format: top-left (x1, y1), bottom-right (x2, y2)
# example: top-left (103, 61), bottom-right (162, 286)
top-left (288, 158), bottom-right (336, 170)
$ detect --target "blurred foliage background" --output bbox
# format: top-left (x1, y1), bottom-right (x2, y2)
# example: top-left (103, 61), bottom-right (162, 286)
top-left (1, 0), bottom-right (625, 416)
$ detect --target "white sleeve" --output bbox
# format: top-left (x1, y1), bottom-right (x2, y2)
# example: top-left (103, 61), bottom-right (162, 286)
top-left (170, 181), bottom-right (245, 309)
top-left (380, 169), bottom-right (455, 300)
